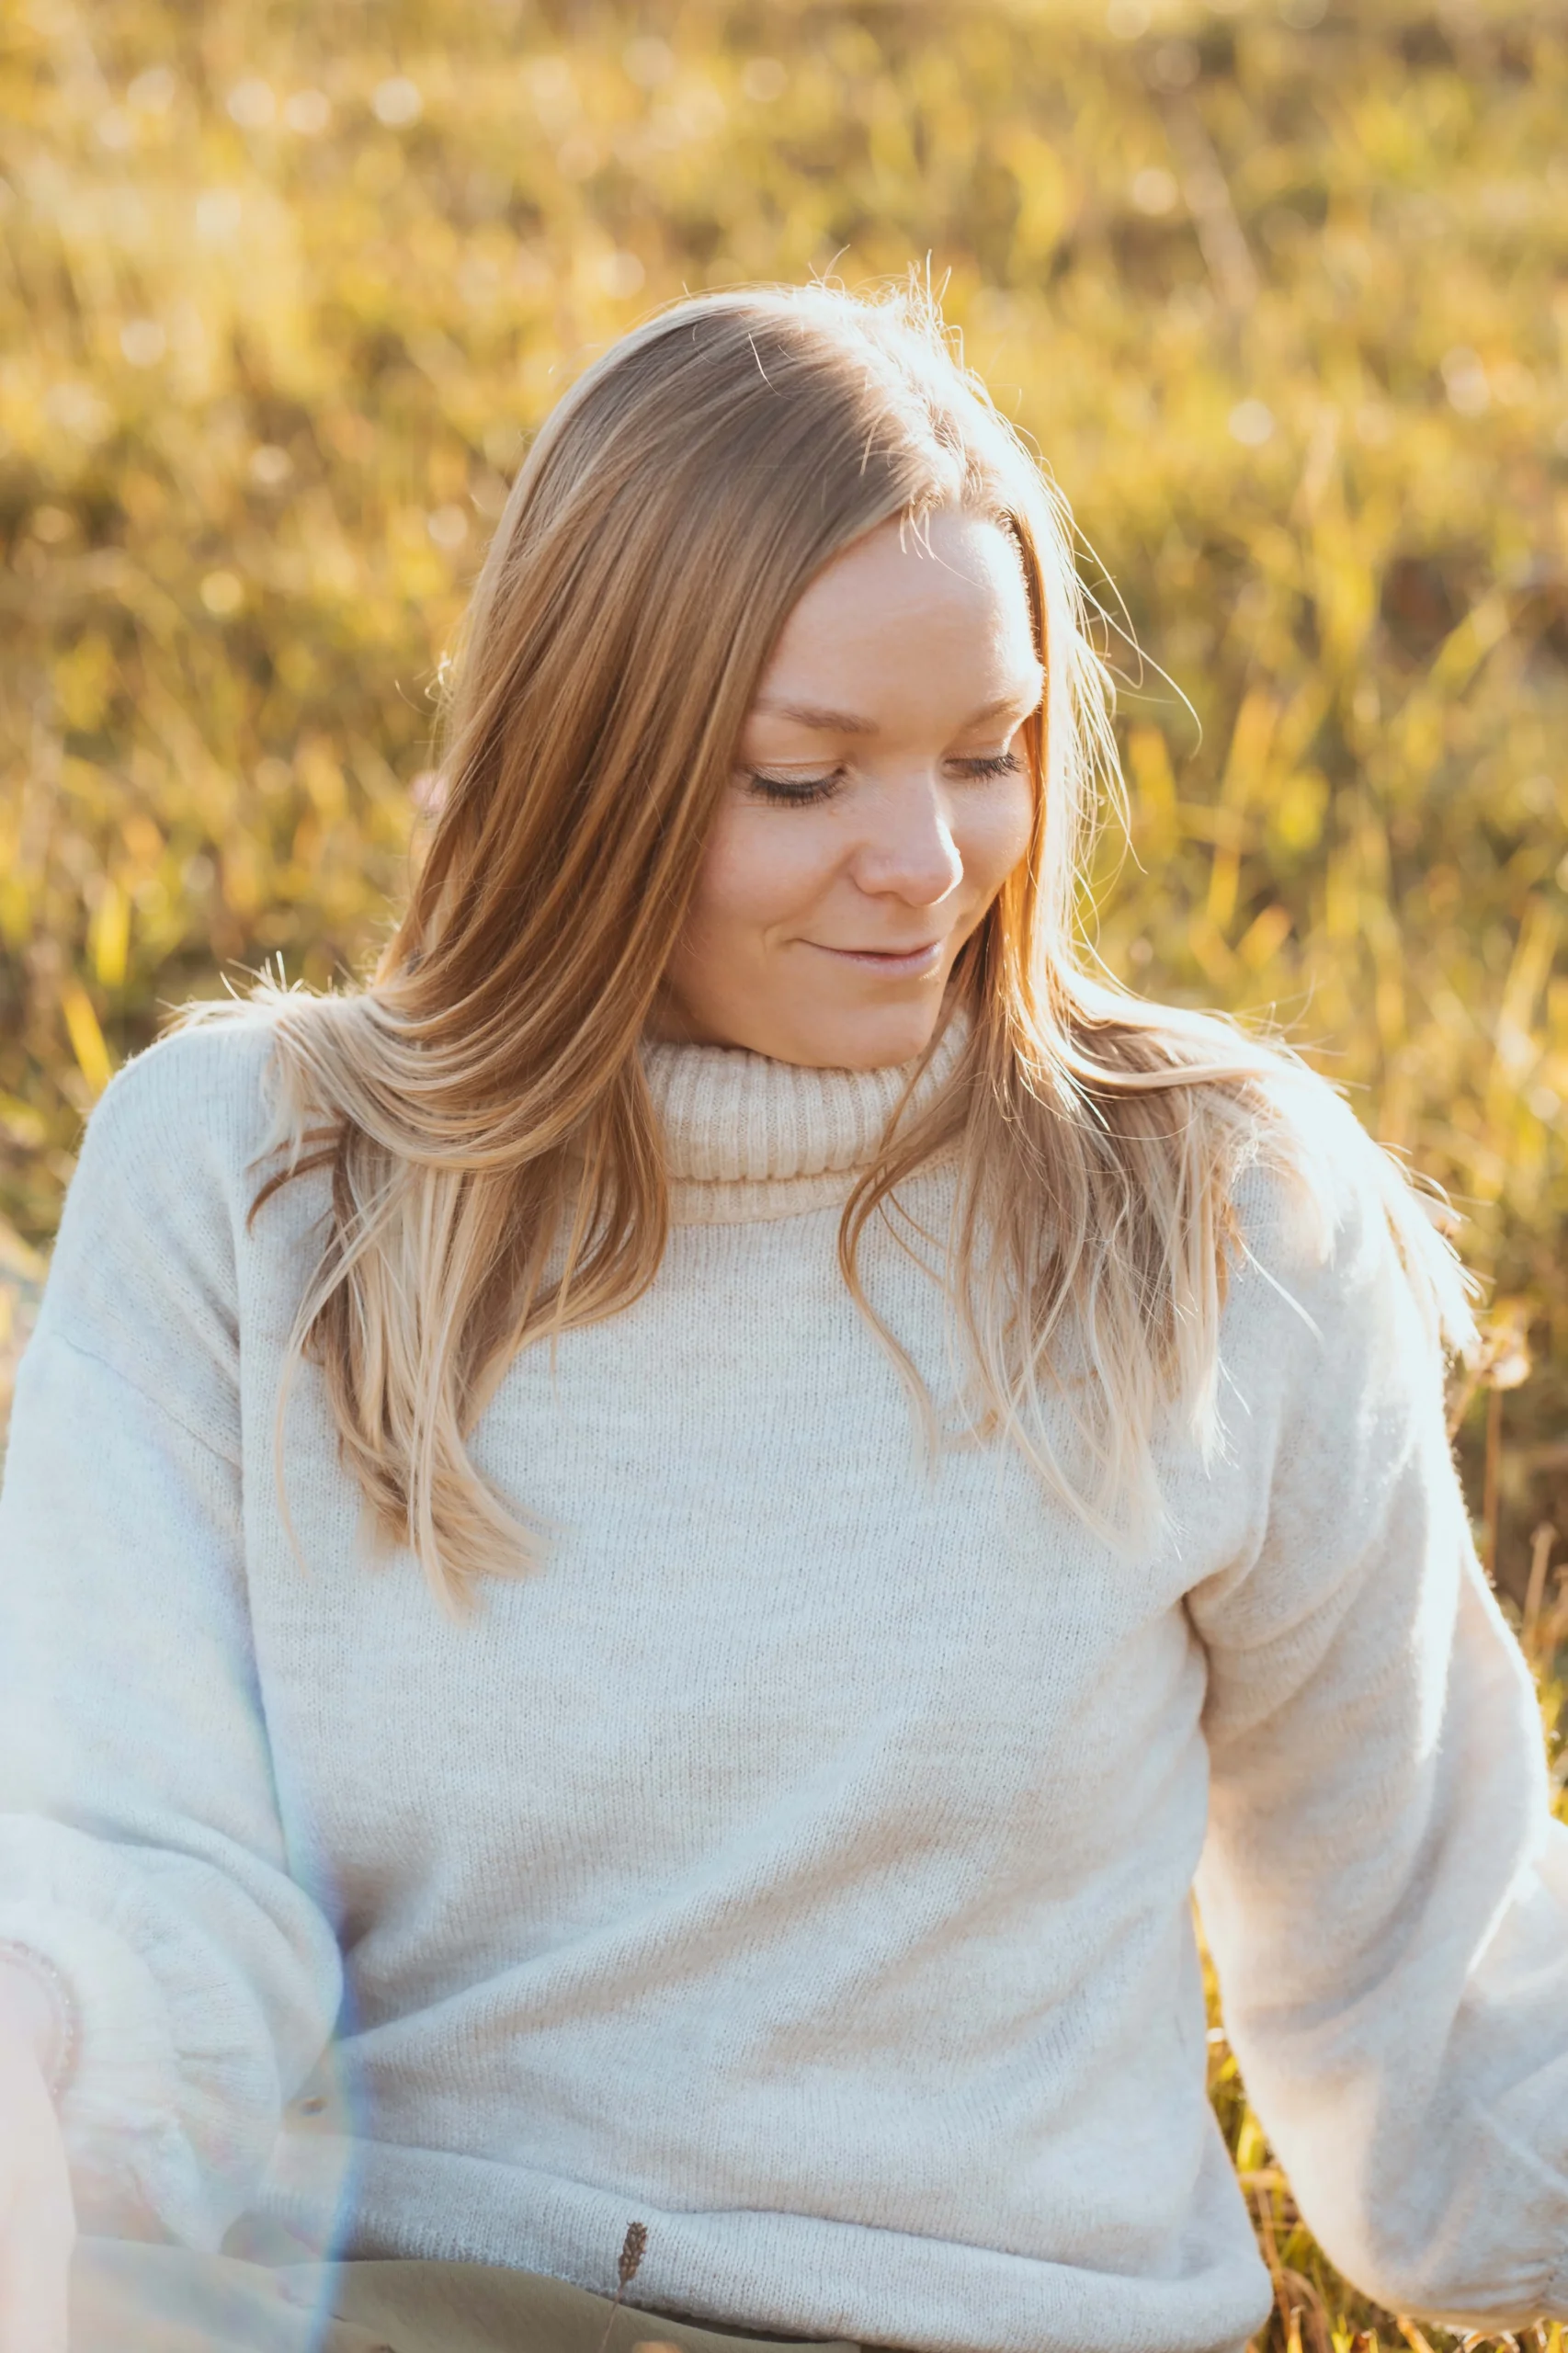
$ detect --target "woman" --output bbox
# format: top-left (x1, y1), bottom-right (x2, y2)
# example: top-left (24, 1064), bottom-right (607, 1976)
top-left (1, 282), bottom-right (1564, 2353)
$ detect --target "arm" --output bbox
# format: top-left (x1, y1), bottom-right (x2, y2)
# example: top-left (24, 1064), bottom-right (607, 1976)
top-left (0, 1956), bottom-right (75, 2353)
top-left (0, 1031), bottom-right (343, 2249)
top-left (1190, 1135), bottom-right (1568, 2327)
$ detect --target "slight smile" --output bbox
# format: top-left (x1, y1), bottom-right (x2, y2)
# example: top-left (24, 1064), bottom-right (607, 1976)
top-left (804, 939), bottom-right (946, 976)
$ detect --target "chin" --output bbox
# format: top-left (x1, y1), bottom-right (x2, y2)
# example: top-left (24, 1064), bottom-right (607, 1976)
top-left (780, 996), bottom-right (948, 1073)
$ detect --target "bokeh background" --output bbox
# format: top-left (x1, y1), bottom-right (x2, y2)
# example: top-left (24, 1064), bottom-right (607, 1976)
top-left (1, 0), bottom-right (1565, 2344)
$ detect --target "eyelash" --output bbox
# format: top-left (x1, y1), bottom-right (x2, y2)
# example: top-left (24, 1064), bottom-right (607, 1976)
top-left (743, 751), bottom-right (1023, 807)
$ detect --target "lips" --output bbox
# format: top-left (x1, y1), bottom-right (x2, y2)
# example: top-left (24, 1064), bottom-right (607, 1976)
top-left (806, 938), bottom-right (945, 974)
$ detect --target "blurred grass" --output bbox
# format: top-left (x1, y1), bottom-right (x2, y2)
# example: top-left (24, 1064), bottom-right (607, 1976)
top-left (1, 0), bottom-right (1565, 2343)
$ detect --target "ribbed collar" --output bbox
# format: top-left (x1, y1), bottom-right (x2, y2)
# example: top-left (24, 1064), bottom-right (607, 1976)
top-left (642, 1008), bottom-right (971, 1225)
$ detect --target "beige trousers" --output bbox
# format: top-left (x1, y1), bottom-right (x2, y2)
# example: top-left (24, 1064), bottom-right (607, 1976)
top-left (70, 2240), bottom-right (867, 2353)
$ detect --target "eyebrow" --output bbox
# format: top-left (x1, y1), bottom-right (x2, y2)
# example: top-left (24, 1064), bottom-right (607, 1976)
top-left (752, 680), bottom-right (1044, 735)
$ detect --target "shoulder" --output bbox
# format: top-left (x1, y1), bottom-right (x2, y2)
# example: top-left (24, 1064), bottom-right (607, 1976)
top-left (1096, 995), bottom-right (1476, 1363)
top-left (73, 1006), bottom-right (285, 1199)
top-left (35, 1006), bottom-right (298, 1438)
top-left (1227, 1067), bottom-right (1390, 1276)
top-left (1221, 1059), bottom-right (1476, 1398)
top-left (1184, 1064), bottom-right (1480, 1643)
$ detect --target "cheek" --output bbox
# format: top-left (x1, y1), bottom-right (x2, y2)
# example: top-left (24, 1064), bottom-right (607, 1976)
top-left (687, 806), bottom-right (839, 932)
top-left (958, 776), bottom-right (1036, 890)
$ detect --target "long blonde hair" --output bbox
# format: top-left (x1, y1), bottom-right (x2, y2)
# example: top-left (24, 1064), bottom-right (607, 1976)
top-left (210, 279), bottom-right (1471, 1604)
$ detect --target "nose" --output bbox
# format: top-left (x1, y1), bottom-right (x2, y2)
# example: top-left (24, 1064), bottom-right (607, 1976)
top-left (849, 774), bottom-right (964, 909)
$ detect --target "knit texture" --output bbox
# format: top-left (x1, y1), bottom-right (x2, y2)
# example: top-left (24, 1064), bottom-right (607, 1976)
top-left (642, 1017), bottom-right (966, 1222)
top-left (1, 1011), bottom-right (1565, 2353)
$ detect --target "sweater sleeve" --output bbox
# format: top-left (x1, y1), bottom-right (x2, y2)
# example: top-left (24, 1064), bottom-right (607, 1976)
top-left (1188, 1111), bottom-right (1568, 2328)
top-left (0, 1027), bottom-right (343, 2248)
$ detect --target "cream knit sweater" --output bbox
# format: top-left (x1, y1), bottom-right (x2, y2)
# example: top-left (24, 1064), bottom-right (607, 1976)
top-left (1, 1013), bottom-right (1565, 2353)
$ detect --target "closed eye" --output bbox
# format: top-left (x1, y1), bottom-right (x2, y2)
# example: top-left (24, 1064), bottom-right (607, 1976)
top-left (743, 768), bottom-right (845, 806)
top-left (954, 751), bottom-right (1024, 779)
top-left (743, 749), bottom-right (1023, 807)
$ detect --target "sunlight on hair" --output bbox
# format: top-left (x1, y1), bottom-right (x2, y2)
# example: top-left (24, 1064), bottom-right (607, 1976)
top-left (176, 277), bottom-right (1475, 1607)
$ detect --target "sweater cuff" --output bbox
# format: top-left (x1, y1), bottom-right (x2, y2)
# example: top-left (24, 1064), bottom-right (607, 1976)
top-left (0, 1937), bottom-right (77, 2091)
top-left (0, 1893), bottom-right (223, 2246)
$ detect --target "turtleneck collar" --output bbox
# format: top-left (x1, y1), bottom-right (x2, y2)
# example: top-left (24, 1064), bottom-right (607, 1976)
top-left (641, 1006), bottom-right (971, 1225)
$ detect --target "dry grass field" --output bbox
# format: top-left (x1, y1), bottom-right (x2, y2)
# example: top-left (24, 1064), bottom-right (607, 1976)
top-left (0, 1), bottom-right (1564, 2345)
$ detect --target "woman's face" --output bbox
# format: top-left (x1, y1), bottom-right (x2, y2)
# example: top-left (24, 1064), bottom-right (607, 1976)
top-left (653, 505), bottom-right (1043, 1071)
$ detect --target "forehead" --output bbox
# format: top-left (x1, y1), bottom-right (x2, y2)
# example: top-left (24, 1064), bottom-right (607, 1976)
top-left (756, 510), bottom-right (1041, 720)
top-left (772, 511), bottom-right (1033, 652)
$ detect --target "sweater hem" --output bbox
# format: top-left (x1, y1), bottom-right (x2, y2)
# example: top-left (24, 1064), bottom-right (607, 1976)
top-left (1545, 2249), bottom-right (1568, 2319)
top-left (256, 2131), bottom-right (1276, 2353)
